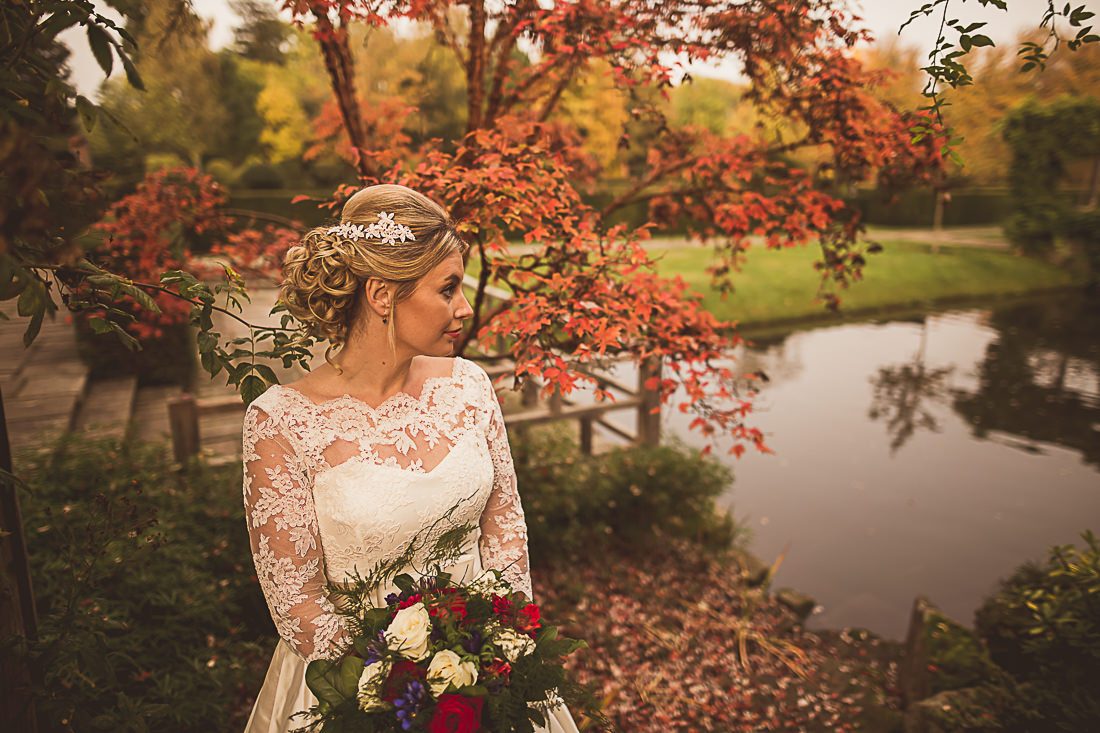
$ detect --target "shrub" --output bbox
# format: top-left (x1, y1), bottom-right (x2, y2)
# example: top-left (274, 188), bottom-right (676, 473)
top-left (8, 438), bottom-right (270, 733)
top-left (1061, 208), bottom-right (1100, 286)
top-left (973, 530), bottom-right (1100, 730)
top-left (513, 426), bottom-right (742, 562)
top-left (238, 161), bottom-right (285, 189)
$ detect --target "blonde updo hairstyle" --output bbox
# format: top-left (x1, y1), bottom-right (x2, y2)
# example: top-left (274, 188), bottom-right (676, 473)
top-left (280, 184), bottom-right (468, 371)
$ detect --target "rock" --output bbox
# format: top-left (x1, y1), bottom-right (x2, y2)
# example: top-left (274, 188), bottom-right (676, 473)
top-left (774, 587), bottom-right (816, 622)
top-left (903, 687), bottom-right (1007, 733)
top-left (900, 596), bottom-right (1003, 712)
top-left (730, 549), bottom-right (770, 588)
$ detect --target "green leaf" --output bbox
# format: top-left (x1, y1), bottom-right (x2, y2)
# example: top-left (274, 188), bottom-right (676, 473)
top-left (304, 660), bottom-right (349, 708)
top-left (335, 656), bottom-right (363, 699)
top-left (89, 317), bottom-right (113, 335)
top-left (393, 573), bottom-right (417, 594)
top-left (119, 51), bottom-right (145, 91)
top-left (23, 310), bottom-right (44, 347)
top-left (119, 283), bottom-right (160, 313)
top-left (16, 279), bottom-right (44, 318)
top-left (253, 363), bottom-right (278, 384)
top-left (241, 374), bottom-right (266, 405)
top-left (197, 330), bottom-right (220, 354)
top-left (969, 34), bottom-right (993, 47)
top-left (75, 95), bottom-right (98, 133)
top-left (87, 24), bottom-right (114, 77)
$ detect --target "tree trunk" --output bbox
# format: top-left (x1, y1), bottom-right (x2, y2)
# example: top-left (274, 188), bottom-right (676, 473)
top-left (1087, 156), bottom-right (1100, 210)
top-left (0, 386), bottom-right (39, 731)
top-left (309, 3), bottom-right (374, 180)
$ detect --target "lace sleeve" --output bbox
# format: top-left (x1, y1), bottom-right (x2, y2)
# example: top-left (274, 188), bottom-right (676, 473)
top-left (242, 403), bottom-right (349, 661)
top-left (476, 370), bottom-right (535, 601)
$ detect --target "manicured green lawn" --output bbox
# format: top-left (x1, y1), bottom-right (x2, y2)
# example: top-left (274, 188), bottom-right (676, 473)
top-left (642, 240), bottom-right (1084, 326)
top-left (469, 236), bottom-right (1084, 327)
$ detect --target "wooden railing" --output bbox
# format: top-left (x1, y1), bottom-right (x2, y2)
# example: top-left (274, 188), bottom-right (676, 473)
top-left (166, 274), bottom-right (661, 463)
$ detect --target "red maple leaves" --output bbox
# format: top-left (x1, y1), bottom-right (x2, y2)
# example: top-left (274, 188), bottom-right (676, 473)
top-left (272, 0), bottom-right (942, 456)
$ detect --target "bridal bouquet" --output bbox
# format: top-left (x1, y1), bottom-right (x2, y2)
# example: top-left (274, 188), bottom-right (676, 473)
top-left (294, 509), bottom-right (596, 732)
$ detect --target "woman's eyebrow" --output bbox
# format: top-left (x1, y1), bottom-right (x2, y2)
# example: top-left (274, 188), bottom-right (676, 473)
top-left (442, 273), bottom-right (461, 285)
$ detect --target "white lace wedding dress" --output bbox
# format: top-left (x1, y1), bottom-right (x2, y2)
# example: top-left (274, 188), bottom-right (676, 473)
top-left (241, 356), bottom-right (579, 732)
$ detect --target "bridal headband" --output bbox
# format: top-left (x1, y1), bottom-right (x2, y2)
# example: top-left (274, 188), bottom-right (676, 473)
top-left (326, 212), bottom-right (416, 245)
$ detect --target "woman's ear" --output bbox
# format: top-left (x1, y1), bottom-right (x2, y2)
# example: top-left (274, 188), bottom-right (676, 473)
top-left (363, 276), bottom-right (391, 319)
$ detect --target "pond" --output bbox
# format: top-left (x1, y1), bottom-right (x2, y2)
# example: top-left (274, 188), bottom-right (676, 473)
top-left (595, 292), bottom-right (1100, 640)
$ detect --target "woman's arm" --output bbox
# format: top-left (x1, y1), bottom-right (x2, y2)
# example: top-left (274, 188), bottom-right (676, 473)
top-left (476, 369), bottom-right (535, 602)
top-left (242, 403), bottom-right (349, 661)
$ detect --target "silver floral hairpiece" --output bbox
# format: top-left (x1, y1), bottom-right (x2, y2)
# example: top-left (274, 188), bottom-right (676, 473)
top-left (326, 212), bottom-right (416, 245)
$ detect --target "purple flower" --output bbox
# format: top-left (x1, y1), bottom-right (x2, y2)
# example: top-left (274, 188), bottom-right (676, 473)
top-left (462, 629), bottom-right (483, 654)
top-left (385, 592), bottom-right (400, 606)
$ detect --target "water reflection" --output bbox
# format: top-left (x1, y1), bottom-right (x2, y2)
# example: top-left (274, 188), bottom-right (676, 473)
top-left (951, 296), bottom-right (1100, 468)
top-left (868, 319), bottom-right (955, 453)
top-left (650, 292), bottom-right (1100, 639)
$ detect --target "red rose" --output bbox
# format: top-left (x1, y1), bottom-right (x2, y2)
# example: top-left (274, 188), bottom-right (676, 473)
top-left (428, 693), bottom-right (484, 733)
top-left (397, 593), bottom-right (423, 610)
top-left (491, 595), bottom-right (513, 618)
top-left (516, 604), bottom-right (541, 633)
top-left (429, 595), bottom-right (468, 623)
top-left (382, 660), bottom-right (427, 702)
top-left (484, 657), bottom-right (512, 680)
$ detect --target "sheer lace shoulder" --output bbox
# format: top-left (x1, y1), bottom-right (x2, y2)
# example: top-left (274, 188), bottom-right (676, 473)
top-left (242, 356), bottom-right (534, 662)
top-left (472, 365), bottom-right (535, 601)
top-left (242, 401), bottom-right (349, 661)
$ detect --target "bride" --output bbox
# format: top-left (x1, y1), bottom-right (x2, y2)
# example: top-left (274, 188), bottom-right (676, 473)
top-left (241, 184), bottom-right (579, 732)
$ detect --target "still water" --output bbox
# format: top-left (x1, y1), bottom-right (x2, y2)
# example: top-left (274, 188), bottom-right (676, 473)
top-left (597, 293), bottom-right (1100, 640)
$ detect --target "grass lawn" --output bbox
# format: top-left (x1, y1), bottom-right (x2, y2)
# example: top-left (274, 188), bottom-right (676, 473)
top-left (643, 239), bottom-right (1085, 327)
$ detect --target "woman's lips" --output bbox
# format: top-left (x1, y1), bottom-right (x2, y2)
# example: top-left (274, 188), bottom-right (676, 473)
top-left (444, 328), bottom-right (462, 339)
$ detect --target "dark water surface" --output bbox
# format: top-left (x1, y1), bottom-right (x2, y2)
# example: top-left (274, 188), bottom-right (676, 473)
top-left (593, 293), bottom-right (1100, 640)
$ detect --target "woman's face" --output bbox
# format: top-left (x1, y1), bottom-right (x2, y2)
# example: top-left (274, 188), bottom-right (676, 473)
top-left (394, 250), bottom-right (473, 356)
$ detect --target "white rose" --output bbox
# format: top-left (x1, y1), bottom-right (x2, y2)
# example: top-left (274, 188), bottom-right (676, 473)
top-left (384, 602), bottom-right (432, 661)
top-left (493, 627), bottom-right (536, 663)
top-left (357, 659), bottom-right (391, 711)
top-left (426, 649), bottom-right (478, 697)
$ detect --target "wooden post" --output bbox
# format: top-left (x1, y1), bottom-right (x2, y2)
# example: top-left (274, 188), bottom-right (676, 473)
top-left (637, 356), bottom-right (662, 446)
top-left (521, 378), bottom-right (538, 408)
top-left (0, 386), bottom-right (39, 731)
top-left (167, 393), bottom-right (200, 464)
top-left (579, 417), bottom-right (593, 455)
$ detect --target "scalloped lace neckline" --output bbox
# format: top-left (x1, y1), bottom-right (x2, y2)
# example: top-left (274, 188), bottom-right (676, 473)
top-left (271, 357), bottom-right (461, 415)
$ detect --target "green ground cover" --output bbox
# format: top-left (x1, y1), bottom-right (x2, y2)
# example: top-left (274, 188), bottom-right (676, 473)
top-left (471, 234), bottom-right (1084, 330)
top-left (647, 239), bottom-right (1085, 327)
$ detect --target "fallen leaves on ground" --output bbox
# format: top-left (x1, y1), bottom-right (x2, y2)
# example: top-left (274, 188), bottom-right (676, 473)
top-left (533, 539), bottom-right (903, 732)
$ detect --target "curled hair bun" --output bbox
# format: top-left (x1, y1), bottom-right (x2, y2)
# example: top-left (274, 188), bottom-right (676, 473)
top-left (280, 228), bottom-right (360, 344)
top-left (277, 184), bottom-right (469, 355)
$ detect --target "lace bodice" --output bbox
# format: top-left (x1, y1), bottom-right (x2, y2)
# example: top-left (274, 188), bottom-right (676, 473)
top-left (241, 356), bottom-right (533, 661)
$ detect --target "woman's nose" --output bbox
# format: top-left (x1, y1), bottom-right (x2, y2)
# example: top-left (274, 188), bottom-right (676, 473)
top-left (456, 291), bottom-right (474, 319)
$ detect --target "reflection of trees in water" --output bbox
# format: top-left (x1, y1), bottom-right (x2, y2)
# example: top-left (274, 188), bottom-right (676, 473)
top-left (952, 295), bottom-right (1100, 468)
top-left (868, 319), bottom-right (955, 453)
top-left (739, 333), bottom-right (805, 385)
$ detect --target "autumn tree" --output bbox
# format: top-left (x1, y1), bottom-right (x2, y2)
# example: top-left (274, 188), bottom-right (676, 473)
top-left (277, 0), bottom-right (946, 454)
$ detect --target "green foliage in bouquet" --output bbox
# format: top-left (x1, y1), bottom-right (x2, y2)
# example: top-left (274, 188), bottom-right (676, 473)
top-left (292, 496), bottom-right (604, 733)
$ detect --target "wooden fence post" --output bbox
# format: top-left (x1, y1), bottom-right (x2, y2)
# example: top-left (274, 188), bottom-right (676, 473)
top-left (637, 356), bottom-right (662, 446)
top-left (167, 393), bottom-right (200, 464)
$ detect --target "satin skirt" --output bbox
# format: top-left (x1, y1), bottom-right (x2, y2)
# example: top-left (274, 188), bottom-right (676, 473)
top-left (244, 552), bottom-right (581, 733)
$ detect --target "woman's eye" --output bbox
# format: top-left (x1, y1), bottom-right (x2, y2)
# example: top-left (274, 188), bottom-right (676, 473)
top-left (442, 287), bottom-right (455, 298)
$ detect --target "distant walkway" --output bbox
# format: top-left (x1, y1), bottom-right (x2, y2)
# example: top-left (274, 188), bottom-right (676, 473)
top-left (863, 226), bottom-right (1011, 250)
top-left (502, 227), bottom-right (1013, 255)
